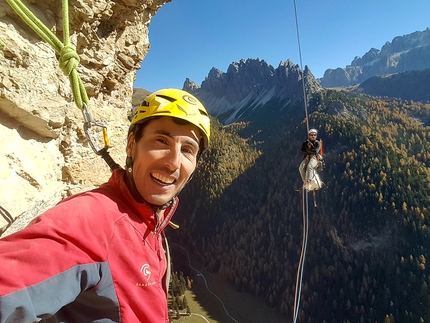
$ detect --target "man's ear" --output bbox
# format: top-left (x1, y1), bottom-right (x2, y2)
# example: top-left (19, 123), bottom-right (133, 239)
top-left (126, 132), bottom-right (135, 157)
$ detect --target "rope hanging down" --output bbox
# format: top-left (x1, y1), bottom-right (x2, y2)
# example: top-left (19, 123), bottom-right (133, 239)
top-left (292, 190), bottom-right (309, 322)
top-left (292, 0), bottom-right (310, 322)
top-left (293, 0), bottom-right (310, 134)
top-left (5, 0), bottom-right (120, 170)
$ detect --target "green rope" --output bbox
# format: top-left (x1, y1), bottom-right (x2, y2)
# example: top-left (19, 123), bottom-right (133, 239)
top-left (6, 0), bottom-right (89, 110)
top-left (0, 39), bottom-right (5, 48)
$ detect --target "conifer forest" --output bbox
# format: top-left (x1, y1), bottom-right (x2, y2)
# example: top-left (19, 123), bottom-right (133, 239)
top-left (168, 89), bottom-right (430, 323)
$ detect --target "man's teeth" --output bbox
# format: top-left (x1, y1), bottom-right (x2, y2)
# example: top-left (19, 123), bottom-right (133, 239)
top-left (152, 173), bottom-right (174, 184)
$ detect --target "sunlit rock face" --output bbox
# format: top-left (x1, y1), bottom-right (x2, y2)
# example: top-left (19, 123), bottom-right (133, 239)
top-left (0, 0), bottom-right (169, 234)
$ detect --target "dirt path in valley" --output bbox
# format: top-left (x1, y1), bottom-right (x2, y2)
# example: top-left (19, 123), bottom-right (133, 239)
top-left (170, 244), bottom-right (287, 323)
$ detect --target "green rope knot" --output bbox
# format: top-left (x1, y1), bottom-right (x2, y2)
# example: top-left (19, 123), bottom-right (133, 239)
top-left (59, 44), bottom-right (80, 76)
top-left (6, 0), bottom-right (89, 109)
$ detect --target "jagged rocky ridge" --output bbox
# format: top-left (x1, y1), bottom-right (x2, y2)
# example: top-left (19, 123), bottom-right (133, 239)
top-left (320, 27), bottom-right (430, 87)
top-left (183, 58), bottom-right (322, 124)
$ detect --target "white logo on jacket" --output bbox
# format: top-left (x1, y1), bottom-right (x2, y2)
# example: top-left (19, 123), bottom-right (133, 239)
top-left (140, 264), bottom-right (151, 281)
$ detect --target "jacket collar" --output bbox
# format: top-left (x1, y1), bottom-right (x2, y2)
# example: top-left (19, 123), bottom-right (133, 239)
top-left (107, 168), bottom-right (179, 234)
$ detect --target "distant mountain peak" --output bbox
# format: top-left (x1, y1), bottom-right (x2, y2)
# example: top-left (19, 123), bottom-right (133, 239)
top-left (183, 78), bottom-right (200, 91)
top-left (321, 27), bottom-right (430, 87)
top-left (183, 58), bottom-right (321, 124)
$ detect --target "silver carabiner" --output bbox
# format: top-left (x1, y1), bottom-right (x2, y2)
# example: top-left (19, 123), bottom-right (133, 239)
top-left (81, 103), bottom-right (109, 155)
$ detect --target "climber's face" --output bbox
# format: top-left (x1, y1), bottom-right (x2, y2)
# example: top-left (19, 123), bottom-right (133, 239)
top-left (126, 117), bottom-right (200, 206)
top-left (309, 132), bottom-right (317, 140)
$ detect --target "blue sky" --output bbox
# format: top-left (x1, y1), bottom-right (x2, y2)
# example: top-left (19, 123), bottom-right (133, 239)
top-left (135, 0), bottom-right (430, 92)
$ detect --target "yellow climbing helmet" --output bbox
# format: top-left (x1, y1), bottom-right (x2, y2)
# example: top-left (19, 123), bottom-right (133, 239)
top-left (131, 88), bottom-right (211, 151)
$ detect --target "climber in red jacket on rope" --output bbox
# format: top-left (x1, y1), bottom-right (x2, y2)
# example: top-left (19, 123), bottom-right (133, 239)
top-left (299, 128), bottom-right (323, 191)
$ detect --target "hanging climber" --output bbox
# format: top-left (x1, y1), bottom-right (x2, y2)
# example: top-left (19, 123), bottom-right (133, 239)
top-left (299, 128), bottom-right (323, 191)
top-left (0, 88), bottom-right (211, 323)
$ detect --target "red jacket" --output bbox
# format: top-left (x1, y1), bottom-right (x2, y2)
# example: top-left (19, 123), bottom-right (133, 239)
top-left (0, 168), bottom-right (177, 323)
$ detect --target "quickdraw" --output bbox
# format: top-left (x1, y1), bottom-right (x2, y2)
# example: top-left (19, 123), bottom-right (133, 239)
top-left (81, 104), bottom-right (121, 170)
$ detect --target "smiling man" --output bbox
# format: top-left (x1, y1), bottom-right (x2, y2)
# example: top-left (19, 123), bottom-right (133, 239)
top-left (0, 89), bottom-right (210, 323)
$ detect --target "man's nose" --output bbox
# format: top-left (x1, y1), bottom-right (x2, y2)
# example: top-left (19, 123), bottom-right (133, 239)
top-left (165, 145), bottom-right (181, 170)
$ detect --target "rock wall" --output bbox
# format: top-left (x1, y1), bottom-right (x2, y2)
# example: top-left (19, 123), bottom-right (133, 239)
top-left (0, 0), bottom-right (170, 235)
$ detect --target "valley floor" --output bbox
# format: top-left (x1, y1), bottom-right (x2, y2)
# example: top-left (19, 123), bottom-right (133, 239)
top-left (172, 262), bottom-right (286, 323)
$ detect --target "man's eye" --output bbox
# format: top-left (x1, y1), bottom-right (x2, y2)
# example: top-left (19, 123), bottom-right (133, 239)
top-left (156, 138), bottom-right (168, 145)
top-left (182, 147), bottom-right (197, 156)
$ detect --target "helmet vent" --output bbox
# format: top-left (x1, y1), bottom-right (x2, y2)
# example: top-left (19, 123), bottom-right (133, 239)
top-left (176, 104), bottom-right (188, 115)
top-left (199, 108), bottom-right (209, 117)
top-left (156, 94), bottom-right (176, 102)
